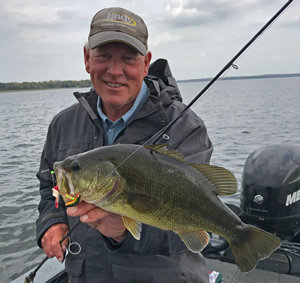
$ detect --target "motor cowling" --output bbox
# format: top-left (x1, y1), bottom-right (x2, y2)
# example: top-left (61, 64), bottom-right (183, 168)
top-left (240, 144), bottom-right (300, 241)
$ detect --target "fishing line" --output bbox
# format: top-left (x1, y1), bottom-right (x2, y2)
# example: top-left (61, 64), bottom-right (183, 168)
top-left (26, 1), bottom-right (296, 281)
top-left (150, 0), bottom-right (296, 144)
top-left (128, 0), bottom-right (296, 146)
top-left (67, 0), bottom-right (296, 252)
top-left (75, 0), bottom-right (299, 269)
top-left (23, 220), bottom-right (82, 283)
top-left (63, 0), bottom-right (297, 219)
top-left (23, 221), bottom-right (90, 283)
top-left (53, 227), bottom-right (92, 283)
top-left (148, 0), bottom-right (297, 146)
top-left (24, 170), bottom-right (82, 282)
top-left (210, 0), bottom-right (297, 81)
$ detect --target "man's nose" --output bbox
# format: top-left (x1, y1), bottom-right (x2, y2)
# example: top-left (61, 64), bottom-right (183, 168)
top-left (107, 60), bottom-right (123, 76)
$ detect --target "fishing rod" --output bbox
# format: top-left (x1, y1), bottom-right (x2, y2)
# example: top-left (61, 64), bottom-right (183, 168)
top-left (97, 0), bottom-right (296, 177)
top-left (23, 1), bottom-right (295, 282)
top-left (151, 0), bottom-right (295, 144)
top-left (23, 220), bottom-right (81, 283)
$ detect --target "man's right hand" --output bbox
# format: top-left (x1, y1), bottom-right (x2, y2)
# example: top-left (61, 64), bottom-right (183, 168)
top-left (41, 223), bottom-right (69, 262)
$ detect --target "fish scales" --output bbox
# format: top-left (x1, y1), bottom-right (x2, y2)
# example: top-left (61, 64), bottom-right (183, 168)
top-left (54, 143), bottom-right (281, 273)
top-left (103, 145), bottom-right (237, 232)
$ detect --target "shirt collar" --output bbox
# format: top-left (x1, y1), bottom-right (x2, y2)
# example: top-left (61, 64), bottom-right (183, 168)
top-left (97, 81), bottom-right (150, 127)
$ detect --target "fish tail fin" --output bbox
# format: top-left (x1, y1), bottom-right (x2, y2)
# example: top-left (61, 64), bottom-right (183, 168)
top-left (228, 224), bottom-right (281, 273)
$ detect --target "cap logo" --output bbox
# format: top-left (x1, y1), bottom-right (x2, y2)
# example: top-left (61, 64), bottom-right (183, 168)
top-left (106, 12), bottom-right (136, 26)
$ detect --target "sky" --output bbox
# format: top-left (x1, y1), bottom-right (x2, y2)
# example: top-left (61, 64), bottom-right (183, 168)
top-left (0, 0), bottom-right (299, 83)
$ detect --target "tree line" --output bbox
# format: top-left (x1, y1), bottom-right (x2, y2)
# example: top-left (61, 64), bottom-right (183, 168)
top-left (0, 79), bottom-right (92, 91)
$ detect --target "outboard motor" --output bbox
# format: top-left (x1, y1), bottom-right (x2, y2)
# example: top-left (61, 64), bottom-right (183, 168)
top-left (240, 144), bottom-right (300, 241)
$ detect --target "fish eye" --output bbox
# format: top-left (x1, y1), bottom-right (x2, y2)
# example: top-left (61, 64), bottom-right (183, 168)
top-left (71, 161), bottom-right (80, 171)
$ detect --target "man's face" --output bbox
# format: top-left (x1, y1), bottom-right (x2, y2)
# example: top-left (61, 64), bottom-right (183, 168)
top-left (84, 42), bottom-right (151, 117)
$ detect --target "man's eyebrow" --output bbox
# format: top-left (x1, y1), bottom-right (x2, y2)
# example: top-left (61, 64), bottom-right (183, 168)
top-left (94, 47), bottom-right (107, 52)
top-left (124, 48), bottom-right (140, 56)
top-left (93, 45), bottom-right (140, 56)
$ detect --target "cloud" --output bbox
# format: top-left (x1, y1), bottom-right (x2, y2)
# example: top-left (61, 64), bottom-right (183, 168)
top-left (164, 0), bottom-right (236, 28)
top-left (0, 0), bottom-right (299, 82)
top-left (151, 32), bottom-right (181, 46)
top-left (161, 0), bottom-right (297, 30)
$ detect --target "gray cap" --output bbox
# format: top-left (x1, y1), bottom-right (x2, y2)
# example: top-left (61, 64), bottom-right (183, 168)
top-left (88, 7), bottom-right (148, 55)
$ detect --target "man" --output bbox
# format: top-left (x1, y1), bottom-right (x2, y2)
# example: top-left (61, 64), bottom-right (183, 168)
top-left (36, 7), bottom-right (213, 283)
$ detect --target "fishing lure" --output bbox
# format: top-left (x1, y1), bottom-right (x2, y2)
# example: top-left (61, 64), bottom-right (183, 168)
top-left (52, 185), bottom-right (60, 208)
top-left (24, 2), bottom-right (295, 282)
top-left (52, 185), bottom-right (81, 208)
top-left (65, 193), bottom-right (81, 207)
top-left (51, 177), bottom-right (81, 207)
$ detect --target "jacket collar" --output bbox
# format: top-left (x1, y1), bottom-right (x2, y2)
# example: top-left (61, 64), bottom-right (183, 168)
top-left (73, 59), bottom-right (182, 144)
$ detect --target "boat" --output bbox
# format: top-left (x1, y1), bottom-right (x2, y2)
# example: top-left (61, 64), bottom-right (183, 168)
top-left (11, 257), bottom-right (67, 283)
top-left (13, 144), bottom-right (300, 283)
top-left (203, 143), bottom-right (300, 280)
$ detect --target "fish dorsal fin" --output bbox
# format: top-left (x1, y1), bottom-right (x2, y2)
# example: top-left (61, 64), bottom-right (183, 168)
top-left (122, 216), bottom-right (142, 240)
top-left (189, 163), bottom-right (237, 196)
top-left (175, 230), bottom-right (210, 252)
top-left (144, 144), bottom-right (186, 162)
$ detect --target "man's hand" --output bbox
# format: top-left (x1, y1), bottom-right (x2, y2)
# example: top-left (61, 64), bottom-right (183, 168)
top-left (67, 201), bottom-right (126, 243)
top-left (41, 223), bottom-right (69, 262)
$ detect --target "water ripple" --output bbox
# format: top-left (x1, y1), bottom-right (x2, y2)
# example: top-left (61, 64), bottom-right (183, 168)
top-left (1, 80), bottom-right (300, 281)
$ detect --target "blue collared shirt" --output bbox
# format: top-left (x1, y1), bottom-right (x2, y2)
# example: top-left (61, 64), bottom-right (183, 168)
top-left (97, 81), bottom-right (150, 145)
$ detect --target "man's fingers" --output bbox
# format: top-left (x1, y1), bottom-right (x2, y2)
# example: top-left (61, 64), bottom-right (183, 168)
top-left (67, 201), bottom-right (97, 217)
top-left (67, 201), bottom-right (111, 222)
top-left (51, 232), bottom-right (65, 262)
top-left (60, 230), bottom-right (70, 254)
top-left (41, 239), bottom-right (55, 258)
top-left (41, 223), bottom-right (69, 262)
top-left (67, 202), bottom-right (126, 242)
top-left (81, 207), bottom-right (111, 223)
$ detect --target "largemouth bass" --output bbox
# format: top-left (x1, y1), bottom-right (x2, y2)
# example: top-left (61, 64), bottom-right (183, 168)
top-left (53, 144), bottom-right (281, 272)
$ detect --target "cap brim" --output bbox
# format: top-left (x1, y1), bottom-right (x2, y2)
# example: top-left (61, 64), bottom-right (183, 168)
top-left (88, 31), bottom-right (147, 55)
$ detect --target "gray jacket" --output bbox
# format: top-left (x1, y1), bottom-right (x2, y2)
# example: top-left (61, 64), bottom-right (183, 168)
top-left (36, 59), bottom-right (213, 283)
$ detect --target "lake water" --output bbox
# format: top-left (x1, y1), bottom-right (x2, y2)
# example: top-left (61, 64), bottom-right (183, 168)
top-left (0, 77), bottom-right (299, 282)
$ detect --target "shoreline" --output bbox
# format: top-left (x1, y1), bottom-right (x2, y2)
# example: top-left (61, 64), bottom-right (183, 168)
top-left (1, 73), bottom-right (299, 93)
top-left (177, 73), bottom-right (300, 84)
top-left (0, 87), bottom-right (89, 93)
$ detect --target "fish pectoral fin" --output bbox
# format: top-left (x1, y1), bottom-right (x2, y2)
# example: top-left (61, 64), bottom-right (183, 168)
top-left (122, 216), bottom-right (142, 240)
top-left (175, 230), bottom-right (210, 252)
top-left (189, 163), bottom-right (237, 196)
top-left (123, 191), bottom-right (160, 214)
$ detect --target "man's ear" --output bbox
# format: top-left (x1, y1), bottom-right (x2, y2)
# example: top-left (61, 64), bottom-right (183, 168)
top-left (143, 51), bottom-right (152, 77)
top-left (84, 46), bottom-right (91, 74)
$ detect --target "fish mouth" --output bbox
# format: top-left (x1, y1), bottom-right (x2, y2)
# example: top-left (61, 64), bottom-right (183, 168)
top-left (53, 162), bottom-right (75, 197)
top-left (53, 162), bottom-right (98, 203)
top-left (53, 162), bottom-right (83, 207)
